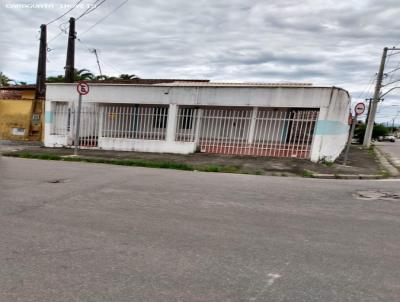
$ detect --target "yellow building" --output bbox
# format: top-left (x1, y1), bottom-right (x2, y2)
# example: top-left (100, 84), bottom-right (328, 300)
top-left (0, 85), bottom-right (43, 141)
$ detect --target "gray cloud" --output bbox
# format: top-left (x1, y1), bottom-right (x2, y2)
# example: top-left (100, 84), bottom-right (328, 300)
top-left (1, 0), bottom-right (400, 122)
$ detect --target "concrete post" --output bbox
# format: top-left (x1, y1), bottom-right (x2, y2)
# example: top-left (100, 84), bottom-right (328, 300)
top-left (43, 101), bottom-right (53, 147)
top-left (166, 104), bottom-right (178, 142)
top-left (247, 107), bottom-right (258, 143)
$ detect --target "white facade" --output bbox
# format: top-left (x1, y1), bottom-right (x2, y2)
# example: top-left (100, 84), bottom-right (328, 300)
top-left (45, 82), bottom-right (351, 162)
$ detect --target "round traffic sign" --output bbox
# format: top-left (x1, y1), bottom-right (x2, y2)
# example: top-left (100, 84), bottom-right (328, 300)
top-left (354, 102), bottom-right (365, 116)
top-left (77, 81), bottom-right (89, 95)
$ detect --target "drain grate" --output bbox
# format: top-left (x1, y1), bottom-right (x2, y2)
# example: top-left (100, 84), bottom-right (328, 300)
top-left (354, 190), bottom-right (400, 201)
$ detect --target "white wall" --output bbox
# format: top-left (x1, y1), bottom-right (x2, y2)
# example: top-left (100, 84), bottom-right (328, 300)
top-left (47, 84), bottom-right (336, 108)
top-left (310, 88), bottom-right (351, 162)
top-left (45, 84), bottom-right (351, 161)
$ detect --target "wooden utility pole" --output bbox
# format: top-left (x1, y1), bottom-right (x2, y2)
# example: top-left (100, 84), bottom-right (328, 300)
top-left (64, 17), bottom-right (76, 82)
top-left (363, 48), bottom-right (388, 147)
top-left (35, 24), bottom-right (47, 99)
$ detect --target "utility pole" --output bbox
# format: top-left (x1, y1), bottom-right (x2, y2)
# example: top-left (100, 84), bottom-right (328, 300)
top-left (35, 24), bottom-right (47, 99)
top-left (92, 49), bottom-right (102, 77)
top-left (365, 98), bottom-right (372, 125)
top-left (64, 17), bottom-right (76, 82)
top-left (363, 47), bottom-right (388, 147)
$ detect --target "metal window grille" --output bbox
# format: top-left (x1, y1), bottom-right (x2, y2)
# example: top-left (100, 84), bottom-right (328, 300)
top-left (51, 102), bottom-right (70, 135)
top-left (101, 105), bottom-right (168, 140)
top-left (175, 107), bottom-right (199, 142)
top-left (197, 107), bottom-right (318, 159)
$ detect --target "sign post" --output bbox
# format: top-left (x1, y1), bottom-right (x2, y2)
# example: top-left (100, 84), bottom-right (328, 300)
top-left (343, 102), bottom-right (365, 165)
top-left (74, 82), bottom-right (89, 156)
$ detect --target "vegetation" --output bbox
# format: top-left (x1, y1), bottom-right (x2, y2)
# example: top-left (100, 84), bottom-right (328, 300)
top-left (4, 151), bottom-right (250, 175)
top-left (46, 69), bottom-right (139, 83)
top-left (0, 72), bottom-right (14, 86)
top-left (354, 123), bottom-right (390, 143)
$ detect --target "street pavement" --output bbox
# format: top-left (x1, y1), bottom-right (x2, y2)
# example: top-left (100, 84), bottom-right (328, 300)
top-left (375, 141), bottom-right (400, 168)
top-left (0, 157), bottom-right (399, 302)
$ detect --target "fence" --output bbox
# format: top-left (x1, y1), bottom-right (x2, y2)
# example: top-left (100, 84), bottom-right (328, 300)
top-left (101, 105), bottom-right (168, 140)
top-left (51, 103), bottom-right (169, 147)
top-left (49, 102), bottom-right (318, 158)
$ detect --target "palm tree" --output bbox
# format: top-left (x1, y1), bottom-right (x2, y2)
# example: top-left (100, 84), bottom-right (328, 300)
top-left (0, 72), bottom-right (14, 86)
top-left (74, 69), bottom-right (94, 81)
top-left (46, 75), bottom-right (65, 83)
top-left (119, 74), bottom-right (138, 80)
top-left (46, 69), bottom-right (95, 83)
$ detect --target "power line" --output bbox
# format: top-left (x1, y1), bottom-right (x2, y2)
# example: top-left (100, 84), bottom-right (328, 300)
top-left (76, 0), bottom-right (107, 20)
top-left (356, 73), bottom-right (375, 100)
top-left (46, 0), bottom-right (84, 25)
top-left (80, 0), bottom-right (129, 36)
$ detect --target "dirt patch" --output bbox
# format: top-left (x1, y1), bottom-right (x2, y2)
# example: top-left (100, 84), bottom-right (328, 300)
top-left (2, 144), bottom-right (385, 177)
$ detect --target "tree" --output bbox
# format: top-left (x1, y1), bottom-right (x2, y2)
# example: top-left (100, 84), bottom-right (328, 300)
top-left (45, 69), bottom-right (139, 82)
top-left (46, 75), bottom-right (65, 83)
top-left (46, 69), bottom-right (94, 83)
top-left (119, 74), bottom-right (138, 80)
top-left (354, 124), bottom-right (390, 143)
top-left (0, 72), bottom-right (14, 86)
top-left (74, 69), bottom-right (94, 81)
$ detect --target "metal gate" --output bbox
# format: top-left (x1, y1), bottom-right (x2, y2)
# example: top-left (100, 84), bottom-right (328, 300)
top-left (52, 102), bottom-right (100, 147)
top-left (176, 107), bottom-right (319, 159)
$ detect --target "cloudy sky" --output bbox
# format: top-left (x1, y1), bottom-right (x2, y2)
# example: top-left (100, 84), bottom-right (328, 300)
top-left (1, 0), bottom-right (400, 122)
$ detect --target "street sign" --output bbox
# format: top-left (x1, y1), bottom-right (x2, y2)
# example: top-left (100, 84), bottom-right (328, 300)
top-left (74, 82), bottom-right (89, 156)
top-left (354, 102), bottom-right (365, 116)
top-left (77, 81), bottom-right (89, 95)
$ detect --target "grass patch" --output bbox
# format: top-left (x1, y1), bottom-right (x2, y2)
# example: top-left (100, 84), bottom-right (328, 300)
top-left (302, 169), bottom-right (314, 178)
top-left (381, 170), bottom-right (391, 178)
top-left (3, 151), bottom-right (255, 176)
top-left (367, 146), bottom-right (375, 156)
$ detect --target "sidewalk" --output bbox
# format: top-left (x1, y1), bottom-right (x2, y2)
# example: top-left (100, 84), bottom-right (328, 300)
top-left (0, 142), bottom-right (389, 178)
top-left (375, 141), bottom-right (400, 168)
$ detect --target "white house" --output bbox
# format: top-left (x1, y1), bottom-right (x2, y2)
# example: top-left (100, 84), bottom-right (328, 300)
top-left (44, 81), bottom-right (351, 162)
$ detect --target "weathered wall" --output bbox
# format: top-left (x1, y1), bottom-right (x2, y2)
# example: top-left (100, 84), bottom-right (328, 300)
top-left (45, 84), bottom-right (351, 161)
top-left (0, 99), bottom-right (34, 140)
top-left (310, 88), bottom-right (351, 162)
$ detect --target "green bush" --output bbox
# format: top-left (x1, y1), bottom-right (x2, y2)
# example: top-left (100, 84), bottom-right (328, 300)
top-left (354, 124), bottom-right (390, 143)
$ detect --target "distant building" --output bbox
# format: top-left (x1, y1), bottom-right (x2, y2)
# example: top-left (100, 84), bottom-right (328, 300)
top-left (44, 81), bottom-right (350, 162)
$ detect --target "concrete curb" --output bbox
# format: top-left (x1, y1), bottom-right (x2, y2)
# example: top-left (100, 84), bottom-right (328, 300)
top-left (374, 147), bottom-right (399, 177)
top-left (311, 173), bottom-right (384, 180)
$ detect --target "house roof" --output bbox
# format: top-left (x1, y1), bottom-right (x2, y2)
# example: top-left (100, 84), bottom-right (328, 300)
top-left (153, 82), bottom-right (313, 88)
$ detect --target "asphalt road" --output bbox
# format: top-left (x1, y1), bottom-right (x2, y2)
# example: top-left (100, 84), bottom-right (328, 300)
top-left (0, 157), bottom-right (399, 302)
top-left (376, 141), bottom-right (400, 167)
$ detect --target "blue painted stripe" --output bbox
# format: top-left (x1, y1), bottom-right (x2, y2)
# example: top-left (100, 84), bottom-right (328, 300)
top-left (45, 111), bottom-right (53, 123)
top-left (315, 120), bottom-right (349, 135)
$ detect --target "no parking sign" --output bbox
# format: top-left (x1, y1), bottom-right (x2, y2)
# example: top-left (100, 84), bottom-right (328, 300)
top-left (77, 81), bottom-right (89, 95)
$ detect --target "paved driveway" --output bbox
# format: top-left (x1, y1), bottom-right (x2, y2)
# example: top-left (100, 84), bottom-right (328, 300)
top-left (1, 157), bottom-right (399, 301)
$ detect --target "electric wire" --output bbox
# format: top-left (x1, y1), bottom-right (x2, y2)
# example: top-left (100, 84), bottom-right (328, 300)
top-left (80, 0), bottom-right (129, 35)
top-left (46, 0), bottom-right (84, 25)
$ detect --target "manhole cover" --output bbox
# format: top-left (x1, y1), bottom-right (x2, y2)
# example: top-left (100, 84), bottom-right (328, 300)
top-left (354, 190), bottom-right (400, 201)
